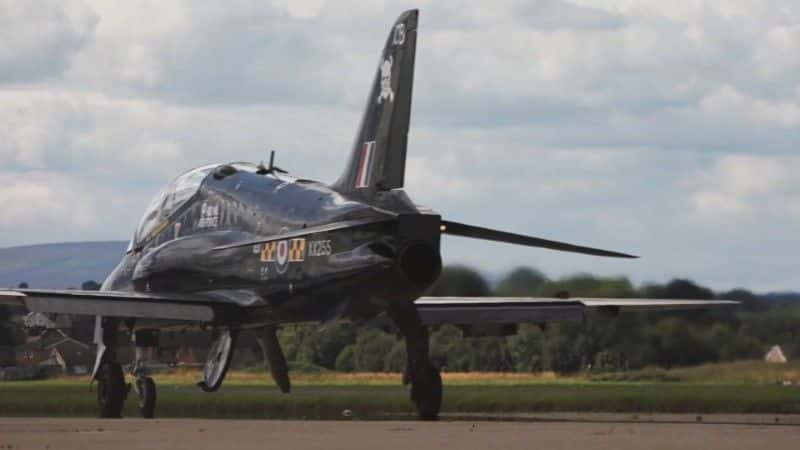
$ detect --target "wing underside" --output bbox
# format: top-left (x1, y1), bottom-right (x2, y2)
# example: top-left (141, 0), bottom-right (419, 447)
top-left (414, 297), bottom-right (736, 325)
top-left (0, 289), bottom-right (243, 323)
top-left (1, 291), bottom-right (736, 327)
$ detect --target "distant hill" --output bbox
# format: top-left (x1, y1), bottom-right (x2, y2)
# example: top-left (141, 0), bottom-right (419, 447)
top-left (0, 241), bottom-right (128, 289)
top-left (759, 292), bottom-right (800, 304)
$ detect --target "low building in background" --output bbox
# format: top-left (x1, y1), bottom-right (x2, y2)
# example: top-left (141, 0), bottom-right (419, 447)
top-left (765, 345), bottom-right (788, 363)
top-left (15, 330), bottom-right (92, 376)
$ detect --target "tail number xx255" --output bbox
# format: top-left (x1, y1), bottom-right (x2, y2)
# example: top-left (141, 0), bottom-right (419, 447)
top-left (308, 240), bottom-right (332, 257)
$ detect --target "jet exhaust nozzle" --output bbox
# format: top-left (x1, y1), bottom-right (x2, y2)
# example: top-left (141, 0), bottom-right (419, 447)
top-left (397, 240), bottom-right (441, 287)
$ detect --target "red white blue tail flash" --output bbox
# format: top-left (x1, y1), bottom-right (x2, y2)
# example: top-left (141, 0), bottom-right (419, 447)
top-left (355, 141), bottom-right (376, 188)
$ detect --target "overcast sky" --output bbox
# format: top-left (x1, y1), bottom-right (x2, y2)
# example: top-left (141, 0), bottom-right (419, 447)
top-left (1, 0), bottom-right (798, 291)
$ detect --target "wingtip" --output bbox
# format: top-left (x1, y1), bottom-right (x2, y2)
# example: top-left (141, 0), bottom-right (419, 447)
top-left (591, 249), bottom-right (638, 259)
top-left (605, 252), bottom-right (638, 259)
top-left (607, 249), bottom-right (638, 259)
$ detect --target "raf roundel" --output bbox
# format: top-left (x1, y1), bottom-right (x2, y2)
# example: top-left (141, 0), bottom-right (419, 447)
top-left (275, 240), bottom-right (289, 273)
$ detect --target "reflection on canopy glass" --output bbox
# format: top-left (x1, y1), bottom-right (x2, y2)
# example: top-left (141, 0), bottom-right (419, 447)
top-left (133, 164), bottom-right (217, 246)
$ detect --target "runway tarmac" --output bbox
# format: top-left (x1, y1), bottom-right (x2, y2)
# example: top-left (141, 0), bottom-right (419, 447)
top-left (2, 416), bottom-right (799, 450)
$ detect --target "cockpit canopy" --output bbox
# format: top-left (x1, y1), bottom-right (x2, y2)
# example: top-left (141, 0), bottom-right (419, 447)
top-left (132, 164), bottom-right (217, 248)
top-left (129, 162), bottom-right (283, 251)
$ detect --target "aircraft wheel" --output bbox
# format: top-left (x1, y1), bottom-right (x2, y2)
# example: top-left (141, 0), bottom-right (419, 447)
top-left (136, 376), bottom-right (157, 418)
top-left (198, 329), bottom-right (237, 392)
top-left (97, 361), bottom-right (125, 418)
top-left (412, 367), bottom-right (442, 421)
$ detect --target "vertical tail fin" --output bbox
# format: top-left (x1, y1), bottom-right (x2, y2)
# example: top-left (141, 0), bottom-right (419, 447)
top-left (332, 9), bottom-right (418, 198)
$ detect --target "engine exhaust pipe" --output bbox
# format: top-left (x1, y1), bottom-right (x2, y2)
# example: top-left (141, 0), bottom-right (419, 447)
top-left (397, 241), bottom-right (442, 287)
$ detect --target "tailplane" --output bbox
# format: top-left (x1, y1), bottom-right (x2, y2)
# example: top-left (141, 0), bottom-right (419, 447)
top-left (332, 9), bottom-right (418, 198)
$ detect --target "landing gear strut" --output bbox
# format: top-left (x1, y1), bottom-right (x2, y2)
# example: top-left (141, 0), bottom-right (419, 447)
top-left (410, 366), bottom-right (442, 419)
top-left (388, 304), bottom-right (442, 421)
top-left (93, 317), bottom-right (126, 418)
top-left (132, 329), bottom-right (159, 418)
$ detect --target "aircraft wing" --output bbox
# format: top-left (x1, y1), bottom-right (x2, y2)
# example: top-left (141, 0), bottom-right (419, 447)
top-left (414, 297), bottom-right (737, 325)
top-left (0, 289), bottom-right (243, 323)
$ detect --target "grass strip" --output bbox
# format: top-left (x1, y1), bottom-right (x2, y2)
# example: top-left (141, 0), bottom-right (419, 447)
top-left (2, 381), bottom-right (799, 419)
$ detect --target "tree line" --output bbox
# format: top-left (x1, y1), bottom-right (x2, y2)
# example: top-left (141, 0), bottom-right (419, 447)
top-left (276, 266), bottom-right (800, 373)
top-left (2, 266), bottom-right (799, 373)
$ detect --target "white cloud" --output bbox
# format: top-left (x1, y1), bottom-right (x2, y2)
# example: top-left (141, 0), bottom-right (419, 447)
top-left (515, 0), bottom-right (627, 30)
top-left (0, 0), bottom-right (97, 82)
top-left (699, 85), bottom-right (800, 127)
top-left (688, 154), bottom-right (800, 222)
top-left (0, 171), bottom-right (96, 230)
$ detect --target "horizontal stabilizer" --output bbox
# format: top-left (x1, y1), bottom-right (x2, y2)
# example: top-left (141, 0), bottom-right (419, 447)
top-left (415, 297), bottom-right (737, 325)
top-left (213, 216), bottom-right (395, 251)
top-left (440, 220), bottom-right (637, 258)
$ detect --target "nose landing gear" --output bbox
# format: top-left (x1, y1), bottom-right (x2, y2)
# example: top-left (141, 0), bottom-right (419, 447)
top-left (135, 375), bottom-right (157, 418)
top-left (131, 329), bottom-right (160, 418)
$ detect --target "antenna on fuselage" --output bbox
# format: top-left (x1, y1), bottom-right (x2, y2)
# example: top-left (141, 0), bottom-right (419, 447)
top-left (256, 150), bottom-right (287, 175)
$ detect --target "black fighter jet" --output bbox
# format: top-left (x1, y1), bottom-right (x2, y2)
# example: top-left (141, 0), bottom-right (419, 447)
top-left (0, 10), bottom-right (733, 420)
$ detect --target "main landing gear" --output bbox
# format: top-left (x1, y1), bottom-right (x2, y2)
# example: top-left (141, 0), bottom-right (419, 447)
top-left (92, 318), bottom-right (159, 418)
top-left (388, 304), bottom-right (442, 420)
top-left (92, 316), bottom-right (242, 418)
top-left (90, 314), bottom-right (439, 420)
top-left (93, 317), bottom-right (126, 418)
top-left (96, 360), bottom-right (126, 418)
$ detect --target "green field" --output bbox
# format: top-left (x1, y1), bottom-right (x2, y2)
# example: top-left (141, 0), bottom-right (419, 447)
top-left (2, 361), bottom-right (800, 419)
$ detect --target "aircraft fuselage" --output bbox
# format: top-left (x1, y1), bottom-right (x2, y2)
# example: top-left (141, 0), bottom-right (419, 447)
top-left (102, 163), bottom-right (442, 327)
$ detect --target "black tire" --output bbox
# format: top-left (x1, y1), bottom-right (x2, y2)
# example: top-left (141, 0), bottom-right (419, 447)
top-left (97, 362), bottom-right (125, 418)
top-left (137, 376), bottom-right (157, 418)
top-left (413, 368), bottom-right (442, 421)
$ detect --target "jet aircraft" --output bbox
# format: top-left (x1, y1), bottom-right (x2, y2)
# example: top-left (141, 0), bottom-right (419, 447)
top-left (0, 10), bottom-right (734, 420)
